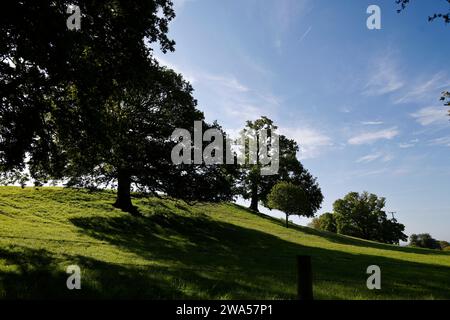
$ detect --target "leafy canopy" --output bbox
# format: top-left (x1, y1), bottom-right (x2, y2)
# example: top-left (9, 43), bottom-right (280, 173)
top-left (237, 116), bottom-right (323, 214)
top-left (1, 0), bottom-right (177, 172)
top-left (409, 233), bottom-right (441, 250)
top-left (333, 191), bottom-right (407, 244)
top-left (267, 181), bottom-right (309, 217)
top-left (0, 1), bottom-right (236, 211)
top-left (309, 212), bottom-right (337, 233)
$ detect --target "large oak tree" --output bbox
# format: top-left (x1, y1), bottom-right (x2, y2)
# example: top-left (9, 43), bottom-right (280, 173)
top-left (1, 0), bottom-right (176, 172)
top-left (1, 1), bottom-right (235, 212)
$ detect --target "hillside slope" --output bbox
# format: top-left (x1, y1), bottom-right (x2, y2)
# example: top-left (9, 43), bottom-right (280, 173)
top-left (0, 187), bottom-right (449, 299)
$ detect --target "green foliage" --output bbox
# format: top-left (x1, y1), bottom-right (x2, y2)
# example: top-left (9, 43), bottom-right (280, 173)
top-left (333, 192), bottom-right (407, 244)
top-left (267, 182), bottom-right (308, 227)
top-left (0, 187), bottom-right (450, 299)
top-left (0, 1), bottom-right (236, 211)
top-left (267, 182), bottom-right (307, 216)
top-left (439, 240), bottom-right (450, 250)
top-left (237, 116), bottom-right (323, 214)
top-left (409, 234), bottom-right (441, 250)
top-left (1, 0), bottom-right (176, 171)
top-left (309, 213), bottom-right (337, 233)
top-left (62, 65), bottom-right (235, 209)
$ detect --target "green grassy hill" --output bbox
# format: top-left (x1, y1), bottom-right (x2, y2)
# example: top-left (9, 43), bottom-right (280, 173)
top-left (0, 186), bottom-right (449, 299)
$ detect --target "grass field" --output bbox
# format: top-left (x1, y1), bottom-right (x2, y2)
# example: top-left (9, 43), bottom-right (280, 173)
top-left (0, 186), bottom-right (449, 299)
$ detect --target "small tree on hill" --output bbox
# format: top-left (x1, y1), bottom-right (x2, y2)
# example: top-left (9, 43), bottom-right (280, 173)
top-left (267, 181), bottom-right (309, 228)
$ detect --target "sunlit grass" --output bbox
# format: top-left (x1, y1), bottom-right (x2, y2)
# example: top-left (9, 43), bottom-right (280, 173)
top-left (0, 186), bottom-right (449, 299)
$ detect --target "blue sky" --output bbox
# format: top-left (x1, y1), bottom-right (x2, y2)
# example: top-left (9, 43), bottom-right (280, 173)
top-left (155, 0), bottom-right (450, 241)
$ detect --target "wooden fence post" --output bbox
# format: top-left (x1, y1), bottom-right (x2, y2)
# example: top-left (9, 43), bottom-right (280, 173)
top-left (297, 255), bottom-right (313, 300)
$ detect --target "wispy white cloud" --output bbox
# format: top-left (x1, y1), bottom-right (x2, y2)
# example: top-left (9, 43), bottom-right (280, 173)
top-left (155, 55), bottom-right (274, 122)
top-left (361, 121), bottom-right (384, 125)
top-left (273, 0), bottom-right (311, 33)
top-left (353, 168), bottom-right (389, 178)
top-left (398, 138), bottom-right (419, 149)
top-left (356, 153), bottom-right (382, 163)
top-left (399, 143), bottom-right (415, 149)
top-left (410, 106), bottom-right (448, 126)
top-left (268, 0), bottom-right (312, 51)
top-left (339, 106), bottom-right (351, 113)
top-left (429, 136), bottom-right (450, 147)
top-left (214, 83), bottom-right (280, 122)
top-left (348, 127), bottom-right (399, 145)
top-left (364, 56), bottom-right (404, 96)
top-left (203, 74), bottom-right (249, 92)
top-left (382, 153), bottom-right (394, 162)
top-left (225, 104), bottom-right (263, 120)
top-left (398, 139), bottom-right (419, 149)
top-left (235, 51), bottom-right (272, 77)
top-left (395, 72), bottom-right (450, 105)
top-left (356, 152), bottom-right (394, 163)
top-left (391, 167), bottom-right (412, 176)
top-left (280, 127), bottom-right (333, 159)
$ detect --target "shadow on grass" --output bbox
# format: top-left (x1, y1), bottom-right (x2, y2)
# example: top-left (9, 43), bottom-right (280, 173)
top-left (66, 209), bottom-right (450, 299)
top-left (231, 203), bottom-right (450, 257)
top-left (1, 202), bottom-right (449, 299)
top-left (0, 247), bottom-right (66, 298)
top-left (0, 246), bottom-right (194, 299)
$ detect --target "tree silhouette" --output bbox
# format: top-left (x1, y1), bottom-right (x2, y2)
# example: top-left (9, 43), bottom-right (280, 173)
top-left (1, 0), bottom-right (175, 170)
top-left (237, 117), bottom-right (323, 215)
top-left (59, 64), bottom-right (235, 212)
top-left (396, 0), bottom-right (450, 24)
top-left (333, 192), bottom-right (407, 244)
top-left (0, 1), bottom-right (235, 212)
top-left (267, 181), bottom-right (309, 228)
top-left (409, 233), bottom-right (441, 249)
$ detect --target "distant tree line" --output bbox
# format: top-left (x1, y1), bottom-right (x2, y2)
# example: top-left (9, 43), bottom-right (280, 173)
top-left (409, 233), bottom-right (450, 251)
top-left (309, 192), bottom-right (407, 245)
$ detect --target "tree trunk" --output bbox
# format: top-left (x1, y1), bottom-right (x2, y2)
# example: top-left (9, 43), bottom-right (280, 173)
top-left (249, 183), bottom-right (259, 212)
top-left (286, 214), bottom-right (289, 228)
top-left (113, 169), bottom-right (137, 214)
